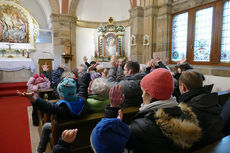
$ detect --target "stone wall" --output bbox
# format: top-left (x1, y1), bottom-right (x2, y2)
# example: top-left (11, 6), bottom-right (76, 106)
top-left (50, 13), bottom-right (77, 71)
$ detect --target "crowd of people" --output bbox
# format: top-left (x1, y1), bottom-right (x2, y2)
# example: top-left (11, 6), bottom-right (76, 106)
top-left (17, 54), bottom-right (230, 153)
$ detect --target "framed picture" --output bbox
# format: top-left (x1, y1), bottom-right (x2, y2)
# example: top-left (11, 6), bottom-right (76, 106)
top-left (131, 35), bottom-right (136, 46)
top-left (143, 34), bottom-right (149, 46)
top-left (97, 17), bottom-right (126, 61)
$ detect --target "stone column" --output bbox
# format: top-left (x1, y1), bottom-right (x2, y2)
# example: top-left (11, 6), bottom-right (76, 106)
top-left (142, 1), bottom-right (158, 63)
top-left (154, 1), bottom-right (171, 60)
top-left (50, 13), bottom-right (77, 71)
top-left (129, 7), bottom-right (144, 63)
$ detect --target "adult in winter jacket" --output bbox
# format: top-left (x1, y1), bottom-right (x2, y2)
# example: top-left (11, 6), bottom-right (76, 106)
top-left (105, 68), bottom-right (202, 153)
top-left (107, 58), bottom-right (145, 108)
top-left (178, 70), bottom-right (224, 151)
top-left (87, 78), bottom-right (110, 114)
top-left (18, 71), bottom-right (91, 153)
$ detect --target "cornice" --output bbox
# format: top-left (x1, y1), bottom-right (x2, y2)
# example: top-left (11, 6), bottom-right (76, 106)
top-left (76, 19), bottom-right (130, 29)
top-left (50, 13), bottom-right (77, 24)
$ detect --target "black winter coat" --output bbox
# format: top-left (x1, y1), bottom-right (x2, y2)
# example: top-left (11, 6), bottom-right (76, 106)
top-left (104, 103), bottom-right (202, 153)
top-left (178, 87), bottom-right (224, 151)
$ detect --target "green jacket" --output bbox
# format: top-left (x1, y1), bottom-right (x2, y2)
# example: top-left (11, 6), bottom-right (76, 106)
top-left (87, 94), bottom-right (109, 114)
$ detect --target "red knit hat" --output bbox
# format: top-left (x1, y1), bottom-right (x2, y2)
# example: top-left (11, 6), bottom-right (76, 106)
top-left (140, 68), bottom-right (173, 100)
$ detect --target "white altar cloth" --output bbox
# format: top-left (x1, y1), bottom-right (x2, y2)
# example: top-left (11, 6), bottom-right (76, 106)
top-left (0, 58), bottom-right (35, 72)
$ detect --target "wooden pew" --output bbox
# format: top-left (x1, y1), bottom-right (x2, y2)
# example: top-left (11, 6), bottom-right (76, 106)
top-left (37, 89), bottom-right (57, 134)
top-left (193, 135), bottom-right (230, 153)
top-left (50, 107), bottom-right (139, 153)
top-left (218, 91), bottom-right (230, 107)
top-left (45, 91), bottom-right (230, 153)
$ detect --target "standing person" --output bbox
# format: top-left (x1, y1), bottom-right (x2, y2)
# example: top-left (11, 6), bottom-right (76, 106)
top-left (178, 70), bottom-right (224, 151)
top-left (105, 68), bottom-right (202, 153)
top-left (107, 56), bottom-right (145, 108)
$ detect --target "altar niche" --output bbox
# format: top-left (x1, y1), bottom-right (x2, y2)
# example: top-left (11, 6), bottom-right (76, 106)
top-left (0, 0), bottom-right (39, 54)
top-left (96, 17), bottom-right (126, 62)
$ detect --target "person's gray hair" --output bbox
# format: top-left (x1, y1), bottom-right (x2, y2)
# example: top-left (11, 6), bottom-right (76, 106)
top-left (91, 78), bottom-right (110, 95)
top-left (61, 72), bottom-right (75, 79)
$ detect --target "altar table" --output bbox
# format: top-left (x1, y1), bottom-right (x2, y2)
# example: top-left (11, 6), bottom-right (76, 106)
top-left (0, 58), bottom-right (35, 72)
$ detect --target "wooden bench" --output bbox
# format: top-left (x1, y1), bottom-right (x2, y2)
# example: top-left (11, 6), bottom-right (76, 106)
top-left (50, 107), bottom-right (139, 153)
top-left (37, 89), bottom-right (57, 134)
top-left (39, 91), bottom-right (230, 153)
top-left (193, 135), bottom-right (230, 153)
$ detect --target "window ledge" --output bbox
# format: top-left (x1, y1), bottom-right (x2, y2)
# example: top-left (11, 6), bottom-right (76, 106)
top-left (168, 65), bottom-right (230, 77)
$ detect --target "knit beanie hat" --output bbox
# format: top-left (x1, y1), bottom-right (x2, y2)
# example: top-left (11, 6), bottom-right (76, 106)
top-left (35, 77), bottom-right (45, 85)
top-left (57, 77), bottom-right (77, 101)
top-left (141, 68), bottom-right (173, 100)
top-left (91, 118), bottom-right (129, 153)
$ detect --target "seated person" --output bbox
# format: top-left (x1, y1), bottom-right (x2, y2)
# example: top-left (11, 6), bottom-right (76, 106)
top-left (178, 70), bottom-right (224, 151)
top-left (105, 69), bottom-right (202, 153)
top-left (108, 56), bottom-right (145, 108)
top-left (27, 73), bottom-right (50, 126)
top-left (51, 65), bottom-right (67, 99)
top-left (91, 110), bottom-right (129, 153)
top-left (17, 68), bottom-right (92, 153)
top-left (87, 78), bottom-right (110, 114)
top-left (41, 65), bottom-right (53, 83)
top-left (221, 97), bottom-right (230, 136)
top-left (52, 129), bottom-right (78, 153)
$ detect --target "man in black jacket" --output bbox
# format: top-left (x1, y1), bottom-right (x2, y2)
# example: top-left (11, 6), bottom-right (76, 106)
top-left (178, 70), bottom-right (224, 151)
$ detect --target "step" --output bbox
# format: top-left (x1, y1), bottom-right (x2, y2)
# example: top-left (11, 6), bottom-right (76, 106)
top-left (0, 89), bottom-right (27, 97)
top-left (0, 82), bottom-right (27, 90)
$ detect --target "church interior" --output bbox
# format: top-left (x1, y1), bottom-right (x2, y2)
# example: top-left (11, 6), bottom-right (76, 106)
top-left (0, 0), bottom-right (230, 153)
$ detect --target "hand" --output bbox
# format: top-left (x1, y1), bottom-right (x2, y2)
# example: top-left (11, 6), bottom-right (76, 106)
top-left (17, 90), bottom-right (36, 102)
top-left (61, 129), bottom-right (78, 143)
top-left (109, 85), bottom-right (125, 107)
top-left (146, 60), bottom-right (153, 68)
top-left (83, 56), bottom-right (88, 63)
top-left (117, 109), bottom-right (123, 121)
top-left (117, 58), bottom-right (123, 67)
top-left (87, 63), bottom-right (99, 73)
top-left (110, 55), bottom-right (117, 67)
top-left (42, 65), bottom-right (49, 72)
top-left (180, 56), bottom-right (186, 64)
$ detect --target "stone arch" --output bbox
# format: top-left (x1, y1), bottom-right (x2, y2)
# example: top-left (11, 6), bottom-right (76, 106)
top-left (48, 0), bottom-right (60, 14)
top-left (69, 0), bottom-right (80, 16)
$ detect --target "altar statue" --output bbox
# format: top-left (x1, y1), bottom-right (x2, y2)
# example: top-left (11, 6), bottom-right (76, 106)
top-left (64, 40), bottom-right (71, 55)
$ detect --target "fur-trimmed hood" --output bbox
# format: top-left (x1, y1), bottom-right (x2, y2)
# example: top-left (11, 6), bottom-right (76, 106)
top-left (154, 103), bottom-right (201, 149)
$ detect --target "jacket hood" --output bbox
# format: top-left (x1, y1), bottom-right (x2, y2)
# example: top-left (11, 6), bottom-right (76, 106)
top-left (179, 87), bottom-right (221, 115)
top-left (154, 103), bottom-right (201, 149)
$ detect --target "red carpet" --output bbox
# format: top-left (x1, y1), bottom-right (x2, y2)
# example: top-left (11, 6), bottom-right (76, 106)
top-left (0, 96), bottom-right (32, 153)
top-left (0, 82), bottom-right (27, 97)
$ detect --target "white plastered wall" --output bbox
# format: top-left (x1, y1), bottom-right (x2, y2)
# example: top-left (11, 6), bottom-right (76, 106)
top-left (76, 27), bottom-right (130, 67)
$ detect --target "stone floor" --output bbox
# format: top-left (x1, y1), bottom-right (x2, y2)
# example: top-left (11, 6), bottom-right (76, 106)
top-left (27, 106), bottom-right (51, 153)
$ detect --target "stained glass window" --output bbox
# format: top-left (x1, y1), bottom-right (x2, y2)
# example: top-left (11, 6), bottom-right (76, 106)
top-left (171, 12), bottom-right (188, 62)
top-left (221, 0), bottom-right (230, 63)
top-left (194, 7), bottom-right (213, 61)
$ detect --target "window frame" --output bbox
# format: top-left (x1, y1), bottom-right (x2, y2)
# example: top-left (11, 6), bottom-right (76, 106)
top-left (170, 0), bottom-right (230, 66)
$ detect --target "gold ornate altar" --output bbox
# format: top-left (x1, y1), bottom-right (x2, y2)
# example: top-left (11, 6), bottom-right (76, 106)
top-left (96, 17), bottom-right (126, 62)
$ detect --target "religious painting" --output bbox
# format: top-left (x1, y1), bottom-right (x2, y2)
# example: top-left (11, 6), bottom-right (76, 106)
top-left (105, 33), bottom-right (117, 56)
top-left (0, 6), bottom-right (28, 43)
top-left (0, 0), bottom-right (39, 52)
top-left (97, 17), bottom-right (126, 61)
top-left (143, 34), bottom-right (149, 46)
top-left (131, 35), bottom-right (136, 46)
